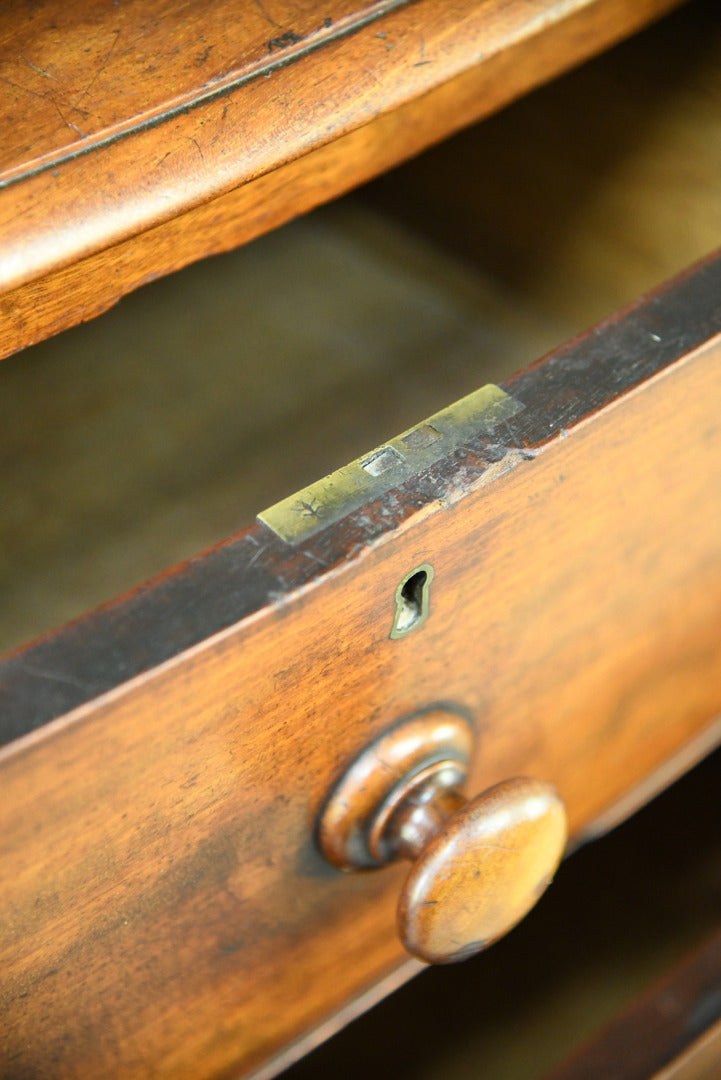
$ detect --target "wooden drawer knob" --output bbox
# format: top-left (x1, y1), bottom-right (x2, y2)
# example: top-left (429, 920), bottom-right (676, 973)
top-left (319, 712), bottom-right (567, 964)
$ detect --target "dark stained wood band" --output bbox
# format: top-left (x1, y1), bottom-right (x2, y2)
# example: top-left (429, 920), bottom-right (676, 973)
top-left (1, 248), bottom-right (720, 745)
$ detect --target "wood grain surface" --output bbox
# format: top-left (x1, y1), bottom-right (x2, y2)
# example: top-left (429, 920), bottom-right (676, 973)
top-left (1, 251), bottom-right (721, 1077)
top-left (0, 0), bottom-right (682, 356)
top-left (0, 0), bottom-right (372, 172)
top-left (364, 0), bottom-right (721, 335)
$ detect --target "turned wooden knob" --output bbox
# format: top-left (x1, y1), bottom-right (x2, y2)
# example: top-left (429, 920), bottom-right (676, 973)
top-left (318, 712), bottom-right (567, 964)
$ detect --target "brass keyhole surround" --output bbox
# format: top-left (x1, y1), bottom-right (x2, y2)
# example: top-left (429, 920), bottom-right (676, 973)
top-left (390, 563), bottom-right (434, 639)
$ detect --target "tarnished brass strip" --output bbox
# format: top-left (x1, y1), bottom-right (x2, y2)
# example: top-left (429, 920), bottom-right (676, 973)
top-left (257, 384), bottom-right (523, 544)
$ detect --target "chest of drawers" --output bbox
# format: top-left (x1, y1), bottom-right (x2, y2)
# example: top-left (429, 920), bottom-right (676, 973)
top-left (1, 1), bottom-right (721, 1077)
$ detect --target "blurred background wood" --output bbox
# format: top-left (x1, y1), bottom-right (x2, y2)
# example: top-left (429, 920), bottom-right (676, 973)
top-left (543, 927), bottom-right (721, 1080)
top-left (364, 0), bottom-right (721, 331)
top-left (0, 0), bottom-right (681, 352)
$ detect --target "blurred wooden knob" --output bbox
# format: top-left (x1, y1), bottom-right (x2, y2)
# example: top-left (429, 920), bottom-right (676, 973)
top-left (318, 712), bottom-right (567, 964)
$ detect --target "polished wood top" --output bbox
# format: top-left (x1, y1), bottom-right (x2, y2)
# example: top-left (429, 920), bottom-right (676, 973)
top-left (0, 0), bottom-right (682, 356)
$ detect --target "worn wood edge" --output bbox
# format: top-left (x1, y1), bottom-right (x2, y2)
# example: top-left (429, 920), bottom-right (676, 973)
top-left (0, 0), bottom-right (683, 301)
top-left (544, 928), bottom-right (721, 1080)
top-left (1, 247), bottom-right (720, 745)
top-left (246, 958), bottom-right (424, 1080)
top-left (656, 1023), bottom-right (721, 1080)
top-left (576, 713), bottom-right (721, 845)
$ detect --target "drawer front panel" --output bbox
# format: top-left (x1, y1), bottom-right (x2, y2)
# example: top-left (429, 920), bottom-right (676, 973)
top-left (2, 255), bottom-right (721, 1078)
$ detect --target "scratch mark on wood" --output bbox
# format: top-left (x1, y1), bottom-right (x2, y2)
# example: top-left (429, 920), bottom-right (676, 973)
top-left (73, 28), bottom-right (121, 109)
top-left (0, 74), bottom-right (49, 102)
top-left (16, 661), bottom-right (94, 693)
top-left (302, 550), bottom-right (329, 568)
top-left (254, 0), bottom-right (280, 28)
top-left (187, 136), bottom-right (205, 163)
top-left (247, 544), bottom-right (267, 568)
top-left (49, 96), bottom-right (86, 138)
top-left (20, 55), bottom-right (56, 80)
top-left (363, 64), bottom-right (383, 90)
top-left (413, 37), bottom-right (430, 66)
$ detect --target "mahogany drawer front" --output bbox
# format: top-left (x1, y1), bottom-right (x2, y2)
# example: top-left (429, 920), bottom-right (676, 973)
top-left (2, 259), bottom-right (721, 1078)
top-left (2, 3), bottom-right (721, 1078)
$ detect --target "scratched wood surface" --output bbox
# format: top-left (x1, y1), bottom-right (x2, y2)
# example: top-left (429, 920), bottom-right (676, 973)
top-left (0, 0), bottom-right (681, 355)
top-left (0, 0), bottom-right (369, 170)
top-left (2, 251), bottom-right (721, 1078)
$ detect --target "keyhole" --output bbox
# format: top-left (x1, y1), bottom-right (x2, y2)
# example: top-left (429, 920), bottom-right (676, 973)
top-left (391, 564), bottom-right (434, 639)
